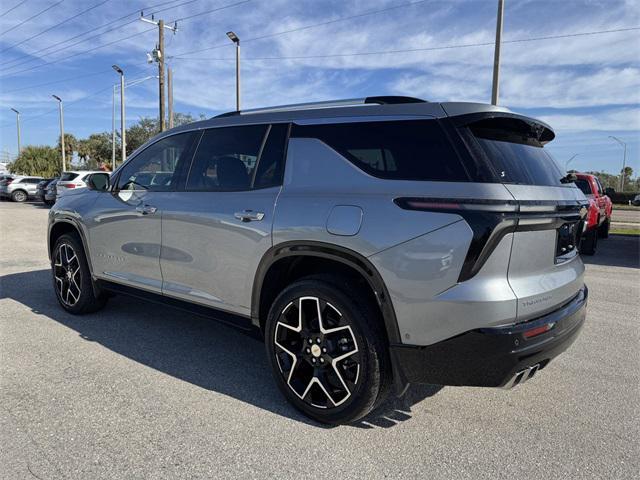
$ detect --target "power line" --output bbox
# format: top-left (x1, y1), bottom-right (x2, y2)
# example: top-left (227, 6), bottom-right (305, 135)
top-left (172, 26), bottom-right (640, 61)
top-left (171, 0), bottom-right (432, 58)
top-left (0, 0), bottom-right (196, 69)
top-left (0, 0), bottom-right (29, 18)
top-left (0, 0), bottom-right (64, 37)
top-left (1, 0), bottom-right (251, 77)
top-left (0, 0), bottom-right (112, 54)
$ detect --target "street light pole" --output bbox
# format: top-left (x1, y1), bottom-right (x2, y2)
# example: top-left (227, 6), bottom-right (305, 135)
top-left (566, 154), bottom-right (579, 171)
top-left (609, 136), bottom-right (627, 191)
top-left (112, 84), bottom-right (116, 170)
top-left (491, 0), bottom-right (505, 105)
top-left (113, 65), bottom-right (126, 165)
top-left (227, 31), bottom-right (240, 111)
top-left (10, 108), bottom-right (21, 157)
top-left (52, 95), bottom-right (66, 172)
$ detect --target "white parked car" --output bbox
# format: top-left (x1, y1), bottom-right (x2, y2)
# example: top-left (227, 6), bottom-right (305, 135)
top-left (56, 171), bottom-right (107, 197)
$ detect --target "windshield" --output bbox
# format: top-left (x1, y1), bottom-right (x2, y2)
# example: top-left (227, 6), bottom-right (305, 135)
top-left (574, 178), bottom-right (592, 195)
top-left (59, 172), bottom-right (79, 181)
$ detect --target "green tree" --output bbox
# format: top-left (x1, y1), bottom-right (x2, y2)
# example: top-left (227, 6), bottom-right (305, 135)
top-left (57, 133), bottom-right (77, 160)
top-left (125, 113), bottom-right (200, 155)
top-left (77, 133), bottom-right (113, 170)
top-left (8, 145), bottom-right (61, 177)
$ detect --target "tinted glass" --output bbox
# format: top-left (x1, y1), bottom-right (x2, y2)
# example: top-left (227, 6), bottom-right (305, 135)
top-left (574, 178), bottom-right (592, 195)
top-left (186, 125), bottom-right (268, 191)
top-left (254, 124), bottom-right (288, 189)
top-left (292, 120), bottom-right (468, 181)
top-left (468, 122), bottom-right (565, 186)
top-left (59, 172), bottom-right (79, 181)
top-left (595, 177), bottom-right (604, 195)
top-left (117, 132), bottom-right (195, 191)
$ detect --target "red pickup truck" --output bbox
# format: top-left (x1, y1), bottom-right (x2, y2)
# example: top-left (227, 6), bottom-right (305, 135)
top-left (574, 173), bottom-right (613, 255)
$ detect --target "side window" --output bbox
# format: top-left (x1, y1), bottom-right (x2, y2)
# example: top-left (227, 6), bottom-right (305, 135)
top-left (292, 120), bottom-right (469, 182)
top-left (595, 178), bottom-right (604, 195)
top-left (186, 125), bottom-right (268, 191)
top-left (117, 132), bottom-right (196, 191)
top-left (254, 124), bottom-right (288, 189)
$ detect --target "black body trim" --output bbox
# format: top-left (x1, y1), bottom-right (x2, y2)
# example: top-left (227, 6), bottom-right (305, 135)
top-left (390, 286), bottom-right (587, 388)
top-left (251, 241), bottom-right (401, 345)
top-left (96, 279), bottom-right (258, 335)
top-left (394, 197), bottom-right (589, 282)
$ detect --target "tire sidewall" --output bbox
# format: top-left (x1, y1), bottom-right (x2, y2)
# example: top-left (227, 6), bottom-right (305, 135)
top-left (265, 279), bottom-right (385, 424)
top-left (52, 233), bottom-right (99, 314)
top-left (12, 190), bottom-right (27, 202)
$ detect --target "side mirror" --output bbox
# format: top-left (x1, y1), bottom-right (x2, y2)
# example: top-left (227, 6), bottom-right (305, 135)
top-left (604, 187), bottom-right (615, 195)
top-left (87, 173), bottom-right (110, 191)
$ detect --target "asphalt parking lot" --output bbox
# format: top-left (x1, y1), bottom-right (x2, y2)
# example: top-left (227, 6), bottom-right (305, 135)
top-left (1, 201), bottom-right (639, 479)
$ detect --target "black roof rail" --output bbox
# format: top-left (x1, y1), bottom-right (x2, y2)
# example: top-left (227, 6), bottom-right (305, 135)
top-left (214, 96), bottom-right (426, 118)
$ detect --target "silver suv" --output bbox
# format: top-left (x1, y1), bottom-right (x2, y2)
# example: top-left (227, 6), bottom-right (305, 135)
top-left (48, 97), bottom-right (588, 424)
top-left (1, 175), bottom-right (43, 202)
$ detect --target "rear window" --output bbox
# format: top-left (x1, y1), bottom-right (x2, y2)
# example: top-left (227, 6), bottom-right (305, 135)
top-left (574, 178), bottom-right (592, 195)
top-left (60, 172), bottom-right (79, 181)
top-left (466, 119), bottom-right (565, 186)
top-left (292, 120), bottom-right (470, 182)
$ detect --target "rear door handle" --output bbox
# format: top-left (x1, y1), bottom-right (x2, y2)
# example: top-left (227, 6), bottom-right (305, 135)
top-left (234, 210), bottom-right (265, 222)
top-left (136, 204), bottom-right (157, 215)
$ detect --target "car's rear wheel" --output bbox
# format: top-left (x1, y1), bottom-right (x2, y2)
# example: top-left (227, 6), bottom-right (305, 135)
top-left (598, 219), bottom-right (610, 239)
top-left (581, 227), bottom-right (598, 255)
top-left (11, 190), bottom-right (27, 202)
top-left (52, 233), bottom-right (108, 314)
top-left (265, 277), bottom-right (389, 424)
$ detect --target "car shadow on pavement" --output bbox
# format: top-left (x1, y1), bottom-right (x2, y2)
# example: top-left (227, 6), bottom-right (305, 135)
top-left (581, 234), bottom-right (640, 269)
top-left (0, 268), bottom-right (442, 429)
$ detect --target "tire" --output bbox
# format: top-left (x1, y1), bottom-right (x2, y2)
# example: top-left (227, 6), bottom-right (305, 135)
top-left (11, 190), bottom-right (27, 202)
top-left (581, 227), bottom-right (598, 255)
top-left (265, 276), bottom-right (390, 425)
top-left (598, 219), bottom-right (610, 239)
top-left (52, 233), bottom-right (108, 314)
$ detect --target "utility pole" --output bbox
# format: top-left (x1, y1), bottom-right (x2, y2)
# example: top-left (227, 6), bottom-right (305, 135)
top-left (491, 0), bottom-right (505, 105)
top-left (52, 95), bottom-right (66, 172)
top-left (140, 13), bottom-right (177, 132)
top-left (10, 108), bottom-right (21, 157)
top-left (167, 67), bottom-right (174, 129)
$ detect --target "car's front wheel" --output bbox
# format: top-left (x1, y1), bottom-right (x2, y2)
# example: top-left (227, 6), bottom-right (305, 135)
top-left (265, 277), bottom-right (389, 424)
top-left (52, 233), bottom-right (108, 314)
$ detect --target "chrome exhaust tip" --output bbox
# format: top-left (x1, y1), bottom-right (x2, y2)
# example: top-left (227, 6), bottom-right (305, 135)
top-left (502, 364), bottom-right (540, 389)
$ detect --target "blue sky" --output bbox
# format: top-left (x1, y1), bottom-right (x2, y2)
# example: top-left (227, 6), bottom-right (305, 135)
top-left (0, 0), bottom-right (638, 175)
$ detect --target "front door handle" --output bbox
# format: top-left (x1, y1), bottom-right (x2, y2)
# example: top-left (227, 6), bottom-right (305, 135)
top-left (136, 204), bottom-right (157, 215)
top-left (234, 210), bottom-right (265, 222)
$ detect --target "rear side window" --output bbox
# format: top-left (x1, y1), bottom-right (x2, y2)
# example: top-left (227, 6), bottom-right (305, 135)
top-left (574, 179), bottom-right (592, 195)
top-left (59, 172), bottom-right (79, 181)
top-left (292, 120), bottom-right (470, 182)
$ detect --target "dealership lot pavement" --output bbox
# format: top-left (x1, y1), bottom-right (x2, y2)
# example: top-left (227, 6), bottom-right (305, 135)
top-left (1, 201), bottom-right (638, 479)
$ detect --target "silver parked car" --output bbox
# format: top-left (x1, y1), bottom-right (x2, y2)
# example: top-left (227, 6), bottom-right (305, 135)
top-left (48, 97), bottom-right (589, 424)
top-left (0, 175), bottom-right (43, 202)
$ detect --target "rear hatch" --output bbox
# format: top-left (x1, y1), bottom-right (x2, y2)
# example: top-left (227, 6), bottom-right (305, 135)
top-left (457, 113), bottom-right (588, 321)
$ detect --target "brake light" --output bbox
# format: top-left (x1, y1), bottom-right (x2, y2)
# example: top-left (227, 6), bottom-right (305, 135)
top-left (67, 183), bottom-right (76, 188)
top-left (523, 322), bottom-right (555, 339)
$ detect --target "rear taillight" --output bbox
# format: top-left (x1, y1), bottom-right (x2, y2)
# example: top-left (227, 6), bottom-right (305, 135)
top-left (67, 183), bottom-right (76, 188)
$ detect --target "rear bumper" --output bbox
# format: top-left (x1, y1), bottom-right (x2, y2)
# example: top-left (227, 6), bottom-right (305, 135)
top-left (390, 286), bottom-right (587, 388)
